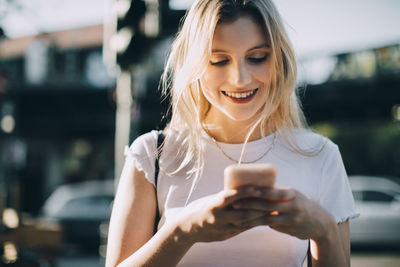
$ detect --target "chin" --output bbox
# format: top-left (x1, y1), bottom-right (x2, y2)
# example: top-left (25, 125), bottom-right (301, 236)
top-left (224, 111), bottom-right (261, 123)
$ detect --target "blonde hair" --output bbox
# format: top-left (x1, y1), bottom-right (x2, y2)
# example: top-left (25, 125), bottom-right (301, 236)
top-left (161, 0), bottom-right (309, 176)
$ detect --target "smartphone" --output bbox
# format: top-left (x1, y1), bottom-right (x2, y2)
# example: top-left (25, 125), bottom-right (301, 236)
top-left (224, 163), bottom-right (277, 189)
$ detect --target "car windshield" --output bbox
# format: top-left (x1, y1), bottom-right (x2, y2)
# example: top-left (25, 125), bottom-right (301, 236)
top-left (352, 190), bottom-right (397, 202)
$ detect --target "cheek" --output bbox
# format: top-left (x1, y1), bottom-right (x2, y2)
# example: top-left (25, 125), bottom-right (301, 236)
top-left (252, 64), bottom-right (272, 83)
top-left (202, 68), bottom-right (225, 90)
top-left (200, 76), bottom-right (223, 107)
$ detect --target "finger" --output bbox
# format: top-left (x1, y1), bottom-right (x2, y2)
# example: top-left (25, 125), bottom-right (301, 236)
top-left (232, 198), bottom-right (273, 211)
top-left (232, 198), bottom-right (291, 212)
top-left (256, 187), bottom-right (297, 202)
top-left (237, 213), bottom-right (296, 228)
top-left (220, 186), bottom-right (265, 206)
top-left (223, 209), bottom-right (267, 226)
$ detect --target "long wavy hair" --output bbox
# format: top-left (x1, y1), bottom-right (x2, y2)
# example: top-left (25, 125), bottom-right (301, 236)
top-left (160, 0), bottom-right (309, 179)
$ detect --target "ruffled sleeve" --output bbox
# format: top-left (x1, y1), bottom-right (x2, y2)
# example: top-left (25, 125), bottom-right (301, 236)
top-left (124, 131), bottom-right (158, 186)
top-left (318, 143), bottom-right (360, 223)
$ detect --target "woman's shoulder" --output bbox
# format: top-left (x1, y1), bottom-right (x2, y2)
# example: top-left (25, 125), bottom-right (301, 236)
top-left (292, 128), bottom-right (333, 144)
top-left (129, 130), bottom-right (159, 150)
top-left (123, 131), bottom-right (159, 163)
top-left (129, 128), bottom-right (189, 153)
top-left (164, 128), bottom-right (191, 146)
top-left (280, 128), bottom-right (338, 155)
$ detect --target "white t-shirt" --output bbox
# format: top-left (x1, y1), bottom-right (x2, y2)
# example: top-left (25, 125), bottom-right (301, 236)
top-left (125, 129), bottom-right (359, 267)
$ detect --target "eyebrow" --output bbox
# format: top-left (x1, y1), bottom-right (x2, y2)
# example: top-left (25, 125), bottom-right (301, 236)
top-left (212, 44), bottom-right (271, 53)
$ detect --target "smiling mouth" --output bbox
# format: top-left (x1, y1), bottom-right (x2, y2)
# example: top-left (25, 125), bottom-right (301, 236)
top-left (222, 88), bottom-right (258, 99)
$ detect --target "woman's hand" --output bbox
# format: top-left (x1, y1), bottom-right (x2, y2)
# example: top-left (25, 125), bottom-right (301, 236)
top-left (231, 188), bottom-right (335, 241)
top-left (173, 186), bottom-right (271, 243)
top-left (232, 188), bottom-right (349, 267)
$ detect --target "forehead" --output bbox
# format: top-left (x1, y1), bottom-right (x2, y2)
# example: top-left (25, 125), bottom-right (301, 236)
top-left (212, 16), bottom-right (269, 51)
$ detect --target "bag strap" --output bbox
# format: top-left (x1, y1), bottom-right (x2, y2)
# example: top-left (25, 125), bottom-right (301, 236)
top-left (307, 240), bottom-right (312, 267)
top-left (154, 130), bottom-right (165, 233)
top-left (154, 131), bottom-right (164, 186)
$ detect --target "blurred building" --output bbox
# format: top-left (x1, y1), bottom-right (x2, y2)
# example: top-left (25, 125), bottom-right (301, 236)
top-left (0, 25), bottom-right (116, 216)
top-left (0, 1), bottom-right (186, 262)
top-left (0, 0), bottom-right (186, 226)
top-left (300, 44), bottom-right (400, 123)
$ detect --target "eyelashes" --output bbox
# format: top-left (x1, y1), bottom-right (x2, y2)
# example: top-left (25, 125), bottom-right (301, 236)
top-left (247, 55), bottom-right (268, 64)
top-left (210, 59), bottom-right (229, 66)
top-left (210, 54), bottom-right (269, 66)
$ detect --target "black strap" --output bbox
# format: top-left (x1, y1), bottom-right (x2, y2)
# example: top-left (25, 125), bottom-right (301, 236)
top-left (154, 131), bottom-right (165, 233)
top-left (307, 240), bottom-right (312, 267)
top-left (154, 131), bottom-right (164, 186)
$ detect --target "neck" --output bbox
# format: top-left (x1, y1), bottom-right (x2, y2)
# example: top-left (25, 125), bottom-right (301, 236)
top-left (203, 111), bottom-right (269, 144)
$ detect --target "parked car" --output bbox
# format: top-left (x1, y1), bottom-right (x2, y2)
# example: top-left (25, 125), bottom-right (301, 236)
top-left (40, 179), bottom-right (115, 250)
top-left (349, 175), bottom-right (400, 249)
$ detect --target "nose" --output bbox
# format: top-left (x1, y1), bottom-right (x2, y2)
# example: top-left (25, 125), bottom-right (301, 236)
top-left (230, 60), bottom-right (251, 87)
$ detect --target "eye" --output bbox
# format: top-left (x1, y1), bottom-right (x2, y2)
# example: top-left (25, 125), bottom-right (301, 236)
top-left (247, 55), bottom-right (268, 64)
top-left (210, 59), bottom-right (229, 66)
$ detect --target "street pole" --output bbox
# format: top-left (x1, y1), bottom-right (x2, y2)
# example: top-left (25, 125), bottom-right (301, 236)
top-left (114, 69), bottom-right (132, 185)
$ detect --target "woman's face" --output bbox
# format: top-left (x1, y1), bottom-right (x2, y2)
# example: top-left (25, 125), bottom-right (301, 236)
top-left (200, 16), bottom-right (272, 124)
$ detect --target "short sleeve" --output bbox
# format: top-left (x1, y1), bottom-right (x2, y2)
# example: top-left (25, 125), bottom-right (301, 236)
top-left (319, 144), bottom-right (360, 223)
top-left (124, 131), bottom-right (158, 186)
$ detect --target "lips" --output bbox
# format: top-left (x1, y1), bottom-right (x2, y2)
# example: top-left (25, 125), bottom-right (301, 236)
top-left (222, 88), bottom-right (258, 100)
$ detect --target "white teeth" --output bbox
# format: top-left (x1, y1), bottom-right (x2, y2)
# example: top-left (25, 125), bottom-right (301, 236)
top-left (224, 89), bottom-right (257, 99)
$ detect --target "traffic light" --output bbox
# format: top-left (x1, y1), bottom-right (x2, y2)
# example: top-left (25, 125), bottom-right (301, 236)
top-left (113, 0), bottom-right (148, 69)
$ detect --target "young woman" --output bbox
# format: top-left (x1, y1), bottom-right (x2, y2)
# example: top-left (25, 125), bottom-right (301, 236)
top-left (106, 0), bottom-right (358, 266)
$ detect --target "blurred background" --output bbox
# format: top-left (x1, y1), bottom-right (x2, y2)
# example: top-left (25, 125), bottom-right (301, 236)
top-left (0, 0), bottom-right (399, 266)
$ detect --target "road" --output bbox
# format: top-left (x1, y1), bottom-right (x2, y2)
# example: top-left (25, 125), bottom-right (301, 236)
top-left (57, 252), bottom-right (400, 267)
top-left (351, 252), bottom-right (400, 267)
